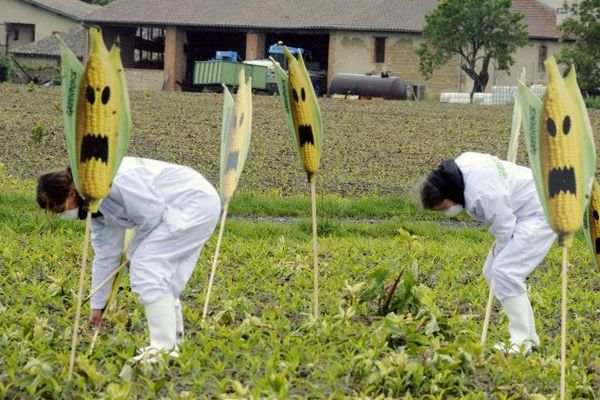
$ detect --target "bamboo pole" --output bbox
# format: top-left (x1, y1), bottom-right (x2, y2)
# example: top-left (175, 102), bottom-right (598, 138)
top-left (480, 285), bottom-right (495, 345)
top-left (85, 262), bottom-right (126, 301)
top-left (560, 245), bottom-right (568, 400)
top-left (202, 205), bottom-right (229, 321)
top-left (480, 70), bottom-right (525, 345)
top-left (310, 179), bottom-right (319, 318)
top-left (68, 211), bottom-right (92, 380)
top-left (88, 325), bottom-right (101, 356)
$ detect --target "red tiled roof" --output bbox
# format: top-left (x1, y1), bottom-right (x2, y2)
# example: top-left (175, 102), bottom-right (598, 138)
top-left (83, 0), bottom-right (561, 39)
top-left (512, 0), bottom-right (561, 39)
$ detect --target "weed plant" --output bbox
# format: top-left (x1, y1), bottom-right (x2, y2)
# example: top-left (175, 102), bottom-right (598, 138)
top-left (1, 170), bottom-right (599, 398)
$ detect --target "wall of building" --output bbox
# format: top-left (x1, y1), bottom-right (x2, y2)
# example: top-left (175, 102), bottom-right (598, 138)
top-left (125, 68), bottom-right (165, 91)
top-left (489, 40), bottom-right (569, 87)
top-left (329, 31), bottom-right (459, 99)
top-left (330, 30), bottom-right (569, 99)
top-left (536, 0), bottom-right (579, 11)
top-left (1, 0), bottom-right (80, 55)
top-left (10, 54), bottom-right (59, 83)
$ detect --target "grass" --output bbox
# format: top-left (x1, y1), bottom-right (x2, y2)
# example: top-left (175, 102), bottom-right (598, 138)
top-left (2, 84), bottom-right (600, 398)
top-left (584, 96), bottom-right (600, 110)
top-left (2, 170), bottom-right (600, 398)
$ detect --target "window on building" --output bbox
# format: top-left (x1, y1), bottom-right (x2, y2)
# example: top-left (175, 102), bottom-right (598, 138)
top-left (30, 29), bottom-right (35, 42)
top-left (538, 45), bottom-right (547, 72)
top-left (374, 37), bottom-right (386, 63)
top-left (134, 27), bottom-right (165, 69)
top-left (13, 29), bottom-right (19, 41)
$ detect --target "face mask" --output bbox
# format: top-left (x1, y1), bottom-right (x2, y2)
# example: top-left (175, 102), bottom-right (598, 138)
top-left (59, 207), bottom-right (80, 220)
top-left (444, 204), bottom-right (463, 217)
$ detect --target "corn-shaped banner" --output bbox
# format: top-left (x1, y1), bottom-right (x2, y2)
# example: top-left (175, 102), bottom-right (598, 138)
top-left (271, 47), bottom-right (323, 182)
top-left (518, 57), bottom-right (596, 247)
top-left (59, 26), bottom-right (131, 213)
top-left (220, 69), bottom-right (252, 204)
top-left (540, 57), bottom-right (584, 242)
top-left (584, 180), bottom-right (600, 268)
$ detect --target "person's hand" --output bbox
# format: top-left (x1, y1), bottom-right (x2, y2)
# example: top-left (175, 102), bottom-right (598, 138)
top-left (89, 309), bottom-right (103, 327)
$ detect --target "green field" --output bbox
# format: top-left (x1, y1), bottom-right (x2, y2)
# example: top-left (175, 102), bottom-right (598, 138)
top-left (1, 84), bottom-right (600, 398)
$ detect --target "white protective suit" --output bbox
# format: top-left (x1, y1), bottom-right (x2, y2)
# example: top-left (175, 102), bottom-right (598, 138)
top-left (90, 157), bottom-right (221, 309)
top-left (455, 152), bottom-right (556, 301)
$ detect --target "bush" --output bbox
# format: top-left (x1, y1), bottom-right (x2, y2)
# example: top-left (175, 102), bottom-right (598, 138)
top-left (0, 56), bottom-right (15, 82)
top-left (584, 96), bottom-right (600, 109)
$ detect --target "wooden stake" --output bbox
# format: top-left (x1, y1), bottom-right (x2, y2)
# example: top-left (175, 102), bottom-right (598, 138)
top-left (310, 179), bottom-right (319, 318)
top-left (88, 325), bottom-right (101, 356)
top-left (481, 286), bottom-right (495, 345)
top-left (481, 81), bottom-right (523, 345)
top-left (202, 204), bottom-right (228, 321)
top-left (68, 210), bottom-right (92, 380)
top-left (560, 245), bottom-right (568, 400)
top-left (85, 261), bottom-right (126, 301)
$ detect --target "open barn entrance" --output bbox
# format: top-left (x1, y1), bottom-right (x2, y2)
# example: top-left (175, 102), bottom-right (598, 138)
top-left (265, 33), bottom-right (329, 94)
top-left (184, 30), bottom-right (247, 88)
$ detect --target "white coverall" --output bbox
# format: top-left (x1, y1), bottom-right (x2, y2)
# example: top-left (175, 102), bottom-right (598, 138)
top-left (455, 152), bottom-right (556, 301)
top-left (90, 157), bottom-right (221, 309)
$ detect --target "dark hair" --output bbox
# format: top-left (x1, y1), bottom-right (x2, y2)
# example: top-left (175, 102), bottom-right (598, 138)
top-left (420, 178), bottom-right (444, 210)
top-left (36, 167), bottom-right (74, 211)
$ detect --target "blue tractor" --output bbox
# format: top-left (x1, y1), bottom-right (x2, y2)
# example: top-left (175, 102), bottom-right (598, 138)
top-left (266, 42), bottom-right (325, 96)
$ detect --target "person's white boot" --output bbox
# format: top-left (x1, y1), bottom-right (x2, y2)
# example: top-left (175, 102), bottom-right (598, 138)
top-left (494, 292), bottom-right (539, 354)
top-left (132, 294), bottom-right (179, 363)
top-left (175, 298), bottom-right (184, 346)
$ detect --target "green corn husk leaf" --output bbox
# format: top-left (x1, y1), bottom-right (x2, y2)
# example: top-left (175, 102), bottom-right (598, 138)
top-left (109, 38), bottom-right (132, 178)
top-left (58, 36), bottom-right (83, 193)
top-left (219, 69), bottom-right (252, 204)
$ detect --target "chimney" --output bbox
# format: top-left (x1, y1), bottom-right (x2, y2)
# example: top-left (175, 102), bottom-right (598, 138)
top-left (556, 6), bottom-right (570, 26)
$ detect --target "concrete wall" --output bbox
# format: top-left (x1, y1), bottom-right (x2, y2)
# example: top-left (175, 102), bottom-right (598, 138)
top-left (1, 0), bottom-right (80, 55)
top-left (125, 68), bottom-right (164, 91)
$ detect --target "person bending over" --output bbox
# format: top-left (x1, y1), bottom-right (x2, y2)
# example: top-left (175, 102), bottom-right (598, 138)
top-left (421, 151), bottom-right (555, 353)
top-left (37, 157), bottom-right (221, 362)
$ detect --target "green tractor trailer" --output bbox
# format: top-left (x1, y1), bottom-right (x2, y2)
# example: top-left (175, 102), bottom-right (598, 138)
top-left (192, 45), bottom-right (325, 95)
top-left (193, 51), bottom-right (268, 90)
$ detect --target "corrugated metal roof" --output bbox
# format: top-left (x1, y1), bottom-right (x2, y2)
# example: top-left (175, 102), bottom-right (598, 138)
top-left (9, 27), bottom-right (86, 58)
top-left (20, 0), bottom-right (100, 21)
top-left (83, 0), bottom-right (561, 39)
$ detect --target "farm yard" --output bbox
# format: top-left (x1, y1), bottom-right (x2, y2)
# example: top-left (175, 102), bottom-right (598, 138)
top-left (2, 82), bottom-right (600, 398)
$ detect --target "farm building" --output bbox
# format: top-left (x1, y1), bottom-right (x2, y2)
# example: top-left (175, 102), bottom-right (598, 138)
top-left (2, 0), bottom-right (575, 98)
top-left (1, 0), bottom-right (99, 83)
top-left (80, 0), bottom-right (572, 98)
top-left (1, 0), bottom-right (98, 55)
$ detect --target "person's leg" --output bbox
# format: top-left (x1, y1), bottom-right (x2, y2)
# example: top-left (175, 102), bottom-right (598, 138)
top-left (490, 217), bottom-right (555, 352)
top-left (131, 293), bottom-right (178, 363)
top-left (129, 189), bottom-right (220, 360)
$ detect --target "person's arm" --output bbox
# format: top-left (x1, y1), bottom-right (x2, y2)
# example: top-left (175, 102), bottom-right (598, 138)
top-left (90, 219), bottom-right (125, 311)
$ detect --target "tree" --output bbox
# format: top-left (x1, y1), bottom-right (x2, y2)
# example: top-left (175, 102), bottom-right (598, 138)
top-left (417, 0), bottom-right (529, 95)
top-left (557, 0), bottom-right (600, 94)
